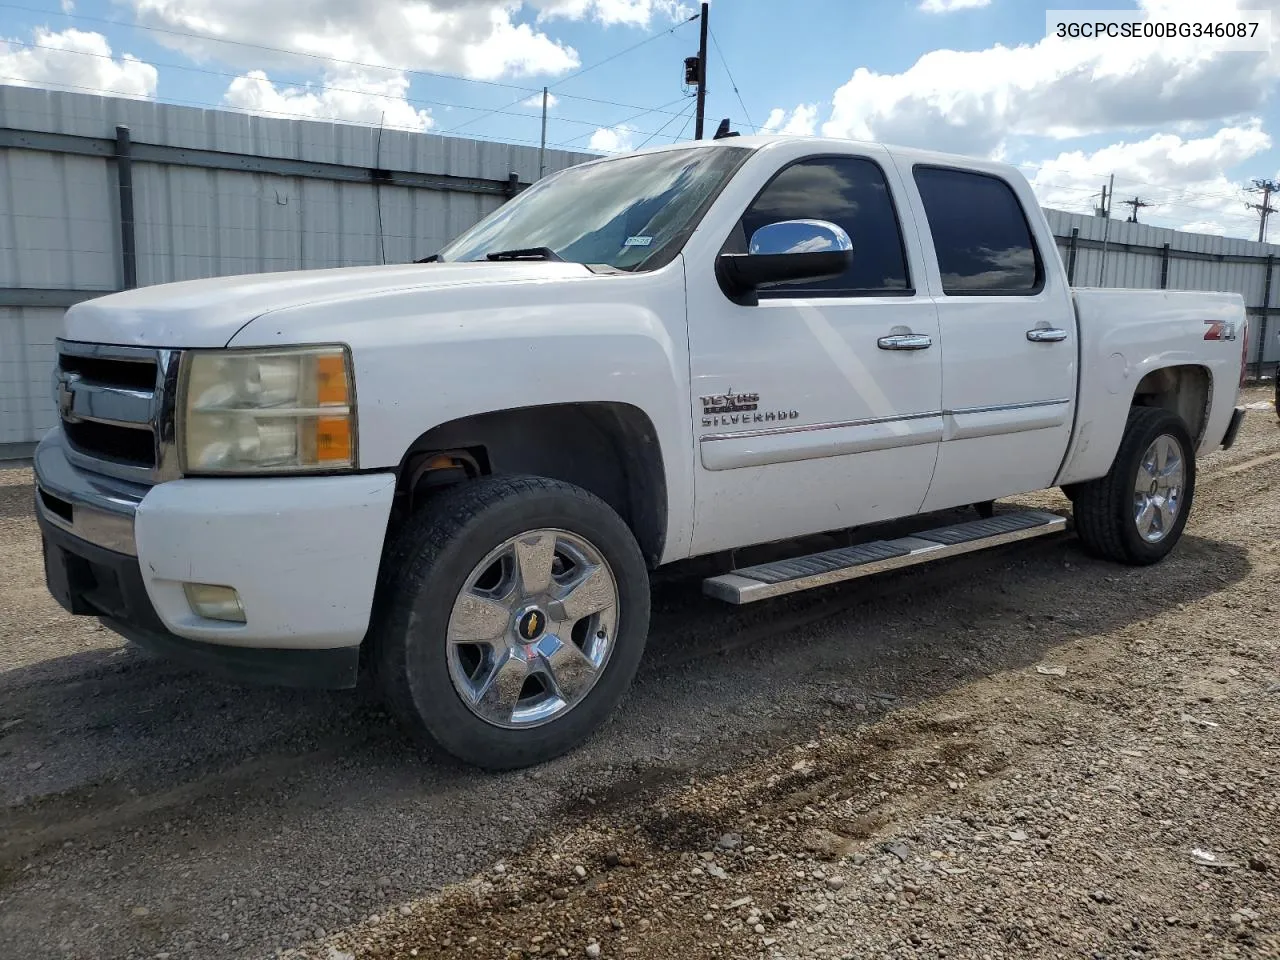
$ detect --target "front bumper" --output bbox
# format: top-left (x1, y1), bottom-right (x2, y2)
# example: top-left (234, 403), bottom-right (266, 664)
top-left (38, 514), bottom-right (361, 688)
top-left (34, 429), bottom-right (397, 688)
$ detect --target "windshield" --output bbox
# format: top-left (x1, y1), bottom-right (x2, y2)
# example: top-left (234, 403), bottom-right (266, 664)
top-left (436, 145), bottom-right (753, 272)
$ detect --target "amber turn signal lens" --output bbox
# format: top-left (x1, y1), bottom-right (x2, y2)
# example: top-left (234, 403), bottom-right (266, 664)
top-left (316, 416), bottom-right (352, 464)
top-left (316, 354), bottom-right (349, 406)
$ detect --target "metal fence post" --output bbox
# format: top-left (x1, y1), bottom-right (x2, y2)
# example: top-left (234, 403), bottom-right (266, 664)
top-left (1257, 255), bottom-right (1274, 381)
top-left (114, 125), bottom-right (137, 289)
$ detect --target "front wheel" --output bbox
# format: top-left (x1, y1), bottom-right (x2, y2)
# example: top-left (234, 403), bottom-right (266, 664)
top-left (371, 476), bottom-right (651, 769)
top-left (1072, 406), bottom-right (1196, 565)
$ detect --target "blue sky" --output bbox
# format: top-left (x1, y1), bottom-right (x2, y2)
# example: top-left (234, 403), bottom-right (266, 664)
top-left (2, 0), bottom-right (1280, 237)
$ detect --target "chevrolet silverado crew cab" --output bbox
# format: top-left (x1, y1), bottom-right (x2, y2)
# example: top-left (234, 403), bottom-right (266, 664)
top-left (35, 135), bottom-right (1249, 769)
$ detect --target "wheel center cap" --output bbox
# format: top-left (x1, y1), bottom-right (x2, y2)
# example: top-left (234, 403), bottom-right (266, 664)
top-left (516, 607), bottom-right (547, 643)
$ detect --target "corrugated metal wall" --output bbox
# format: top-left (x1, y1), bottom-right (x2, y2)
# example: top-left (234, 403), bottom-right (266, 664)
top-left (0, 86), bottom-right (597, 455)
top-left (1046, 208), bottom-right (1280, 374)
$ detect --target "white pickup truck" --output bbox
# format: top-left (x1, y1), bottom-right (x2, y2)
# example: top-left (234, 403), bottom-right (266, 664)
top-left (35, 135), bottom-right (1249, 768)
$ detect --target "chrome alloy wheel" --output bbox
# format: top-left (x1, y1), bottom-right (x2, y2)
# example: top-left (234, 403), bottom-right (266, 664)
top-left (445, 529), bottom-right (619, 729)
top-left (1132, 434), bottom-right (1185, 543)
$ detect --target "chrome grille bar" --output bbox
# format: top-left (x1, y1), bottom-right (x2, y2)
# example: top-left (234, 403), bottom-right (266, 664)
top-left (54, 339), bottom-right (182, 485)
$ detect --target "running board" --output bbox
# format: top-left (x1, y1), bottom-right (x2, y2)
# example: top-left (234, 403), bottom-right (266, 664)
top-left (703, 510), bottom-right (1068, 605)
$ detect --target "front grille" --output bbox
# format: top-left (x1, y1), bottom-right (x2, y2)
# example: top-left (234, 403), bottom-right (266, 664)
top-left (63, 420), bottom-right (156, 467)
top-left (58, 353), bottom-right (158, 390)
top-left (54, 340), bottom-right (181, 484)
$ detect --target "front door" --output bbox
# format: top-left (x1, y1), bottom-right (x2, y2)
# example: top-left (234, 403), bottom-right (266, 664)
top-left (895, 162), bottom-right (1078, 512)
top-left (686, 148), bottom-right (943, 557)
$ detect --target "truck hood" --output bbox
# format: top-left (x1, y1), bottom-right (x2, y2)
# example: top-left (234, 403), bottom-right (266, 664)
top-left (61, 261), bottom-right (594, 348)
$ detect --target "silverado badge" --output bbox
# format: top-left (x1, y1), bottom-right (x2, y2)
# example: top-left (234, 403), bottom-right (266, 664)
top-left (700, 388), bottom-right (799, 429)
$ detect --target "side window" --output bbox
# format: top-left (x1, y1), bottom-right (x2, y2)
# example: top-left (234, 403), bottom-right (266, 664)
top-left (733, 156), bottom-right (912, 296)
top-left (913, 166), bottom-right (1043, 295)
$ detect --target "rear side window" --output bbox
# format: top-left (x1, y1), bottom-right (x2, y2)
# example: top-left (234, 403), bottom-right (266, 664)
top-left (913, 166), bottom-right (1043, 295)
top-left (732, 156), bottom-right (912, 296)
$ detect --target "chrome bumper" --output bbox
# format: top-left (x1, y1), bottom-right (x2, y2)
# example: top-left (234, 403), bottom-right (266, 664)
top-left (32, 428), bottom-right (146, 556)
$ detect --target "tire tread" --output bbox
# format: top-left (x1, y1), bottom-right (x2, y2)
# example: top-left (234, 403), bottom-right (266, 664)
top-left (1073, 406), bottom-right (1193, 565)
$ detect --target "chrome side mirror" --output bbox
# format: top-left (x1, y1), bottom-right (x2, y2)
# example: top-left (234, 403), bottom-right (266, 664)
top-left (749, 219), bottom-right (852, 257)
top-left (716, 219), bottom-right (854, 306)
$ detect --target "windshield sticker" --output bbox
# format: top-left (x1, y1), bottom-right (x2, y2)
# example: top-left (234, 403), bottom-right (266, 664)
top-left (624, 236), bottom-right (654, 247)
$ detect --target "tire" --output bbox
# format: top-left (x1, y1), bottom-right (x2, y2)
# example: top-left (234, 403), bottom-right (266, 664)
top-left (371, 475), bottom-right (650, 770)
top-left (1072, 406), bottom-right (1196, 565)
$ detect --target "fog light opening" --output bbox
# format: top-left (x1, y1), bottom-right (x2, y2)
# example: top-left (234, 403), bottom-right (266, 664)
top-left (183, 583), bottom-right (246, 623)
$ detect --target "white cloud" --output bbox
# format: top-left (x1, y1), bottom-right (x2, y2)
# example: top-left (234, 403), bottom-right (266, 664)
top-left (819, 0), bottom-right (1280, 157)
top-left (532, 0), bottom-right (693, 27)
top-left (588, 123), bottom-right (636, 153)
top-left (919, 0), bottom-right (991, 12)
top-left (521, 91), bottom-right (560, 110)
top-left (129, 0), bottom-right (581, 81)
top-left (0, 27), bottom-right (157, 98)
top-left (224, 68), bottom-right (434, 130)
top-left (1028, 123), bottom-right (1271, 236)
top-left (761, 104), bottom-right (819, 136)
top-left (60, 0), bottom-right (75, 12)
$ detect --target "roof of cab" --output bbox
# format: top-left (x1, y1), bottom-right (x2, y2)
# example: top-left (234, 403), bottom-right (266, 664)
top-left (615, 134), bottom-right (1025, 182)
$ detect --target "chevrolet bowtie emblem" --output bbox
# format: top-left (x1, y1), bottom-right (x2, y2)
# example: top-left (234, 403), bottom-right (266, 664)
top-left (55, 371), bottom-right (82, 422)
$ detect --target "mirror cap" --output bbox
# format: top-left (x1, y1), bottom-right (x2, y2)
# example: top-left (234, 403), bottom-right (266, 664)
top-left (749, 219), bottom-right (853, 256)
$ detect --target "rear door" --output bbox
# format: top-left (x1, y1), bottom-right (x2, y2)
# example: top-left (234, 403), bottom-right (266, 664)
top-left (892, 160), bottom-right (1078, 512)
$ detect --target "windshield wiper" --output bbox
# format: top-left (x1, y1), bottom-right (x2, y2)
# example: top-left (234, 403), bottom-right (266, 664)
top-left (415, 254), bottom-right (439, 263)
top-left (484, 247), bottom-right (563, 262)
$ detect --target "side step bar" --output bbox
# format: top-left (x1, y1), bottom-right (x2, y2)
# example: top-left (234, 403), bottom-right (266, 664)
top-left (703, 510), bottom-right (1068, 605)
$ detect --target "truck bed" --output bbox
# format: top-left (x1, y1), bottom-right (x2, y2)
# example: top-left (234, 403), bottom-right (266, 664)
top-left (1056, 287), bottom-right (1246, 485)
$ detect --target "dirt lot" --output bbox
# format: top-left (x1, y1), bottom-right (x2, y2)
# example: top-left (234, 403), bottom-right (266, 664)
top-left (2, 387), bottom-right (1278, 960)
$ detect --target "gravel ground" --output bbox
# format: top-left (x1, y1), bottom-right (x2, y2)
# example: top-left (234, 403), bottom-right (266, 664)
top-left (1, 386), bottom-right (1277, 960)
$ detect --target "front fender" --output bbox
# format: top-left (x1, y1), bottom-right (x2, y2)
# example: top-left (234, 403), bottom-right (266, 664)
top-left (228, 263), bottom-right (696, 562)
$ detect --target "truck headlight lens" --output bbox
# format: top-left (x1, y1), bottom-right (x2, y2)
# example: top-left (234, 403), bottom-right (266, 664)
top-left (179, 346), bottom-right (356, 474)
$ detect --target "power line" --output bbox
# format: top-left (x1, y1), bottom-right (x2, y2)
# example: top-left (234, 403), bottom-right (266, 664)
top-left (0, 2), bottom-right (702, 121)
top-left (442, 12), bottom-right (698, 135)
top-left (635, 100), bottom-right (695, 149)
top-left (558, 95), bottom-right (693, 149)
top-left (708, 28), bottom-right (754, 133)
top-left (0, 37), bottom-right (706, 141)
top-left (0, 72), bottom-right (689, 154)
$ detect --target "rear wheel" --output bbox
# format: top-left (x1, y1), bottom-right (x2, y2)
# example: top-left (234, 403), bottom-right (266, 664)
top-left (1072, 407), bottom-right (1195, 565)
top-left (372, 476), bottom-right (650, 769)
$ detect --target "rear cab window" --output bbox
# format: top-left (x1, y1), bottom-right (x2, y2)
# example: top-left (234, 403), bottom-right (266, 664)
top-left (912, 166), bottom-right (1044, 296)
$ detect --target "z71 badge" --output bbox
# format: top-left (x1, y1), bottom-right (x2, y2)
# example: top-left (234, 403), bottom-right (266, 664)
top-left (700, 388), bottom-right (799, 429)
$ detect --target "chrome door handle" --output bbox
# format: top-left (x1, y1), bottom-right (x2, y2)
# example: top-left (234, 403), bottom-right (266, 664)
top-left (877, 333), bottom-right (933, 351)
top-left (1026, 327), bottom-right (1068, 343)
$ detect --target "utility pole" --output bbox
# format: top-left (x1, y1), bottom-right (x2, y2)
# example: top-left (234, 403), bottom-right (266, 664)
top-left (695, 2), bottom-right (709, 139)
top-left (537, 86), bottom-right (548, 180)
top-left (1248, 178), bottom-right (1279, 242)
top-left (1097, 173), bottom-right (1115, 287)
top-left (1120, 196), bottom-right (1152, 223)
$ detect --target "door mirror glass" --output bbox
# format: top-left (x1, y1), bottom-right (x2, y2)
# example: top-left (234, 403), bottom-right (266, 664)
top-left (716, 219), bottom-right (854, 305)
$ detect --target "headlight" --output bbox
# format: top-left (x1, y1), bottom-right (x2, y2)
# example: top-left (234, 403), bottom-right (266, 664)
top-left (179, 346), bottom-right (356, 474)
